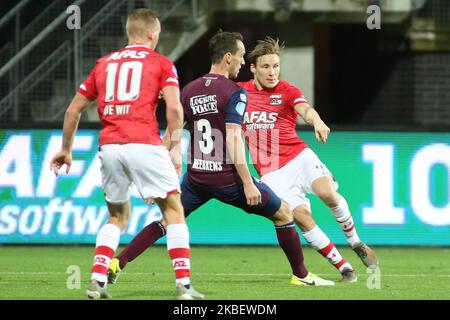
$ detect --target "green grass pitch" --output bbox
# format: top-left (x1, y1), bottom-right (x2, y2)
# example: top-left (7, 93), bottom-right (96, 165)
top-left (0, 246), bottom-right (449, 300)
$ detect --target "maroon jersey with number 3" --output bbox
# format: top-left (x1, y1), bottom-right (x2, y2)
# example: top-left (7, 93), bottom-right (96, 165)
top-left (182, 74), bottom-right (248, 188)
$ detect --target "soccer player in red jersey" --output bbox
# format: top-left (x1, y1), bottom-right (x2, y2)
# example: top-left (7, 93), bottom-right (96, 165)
top-left (108, 30), bottom-right (334, 287)
top-left (239, 37), bottom-right (379, 281)
top-left (50, 8), bottom-right (203, 300)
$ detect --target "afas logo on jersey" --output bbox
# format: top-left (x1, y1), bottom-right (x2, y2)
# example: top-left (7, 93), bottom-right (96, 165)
top-left (243, 111), bottom-right (278, 129)
top-left (244, 111), bottom-right (278, 124)
top-left (106, 50), bottom-right (149, 61)
top-left (270, 94), bottom-right (282, 105)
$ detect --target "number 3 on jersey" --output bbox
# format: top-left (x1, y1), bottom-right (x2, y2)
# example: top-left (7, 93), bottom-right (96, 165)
top-left (105, 61), bottom-right (142, 102)
top-left (196, 119), bottom-right (214, 154)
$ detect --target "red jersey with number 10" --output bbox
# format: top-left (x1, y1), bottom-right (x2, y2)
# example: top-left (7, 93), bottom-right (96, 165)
top-left (238, 80), bottom-right (309, 177)
top-left (78, 44), bottom-right (179, 146)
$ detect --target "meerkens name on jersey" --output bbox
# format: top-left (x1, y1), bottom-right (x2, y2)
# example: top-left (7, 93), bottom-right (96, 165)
top-left (104, 104), bottom-right (131, 115)
top-left (243, 111), bottom-right (278, 129)
top-left (190, 94), bottom-right (218, 115)
top-left (192, 159), bottom-right (223, 171)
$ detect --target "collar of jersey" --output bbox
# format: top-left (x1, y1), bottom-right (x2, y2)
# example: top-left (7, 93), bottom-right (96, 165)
top-left (125, 44), bottom-right (150, 49)
top-left (205, 73), bottom-right (225, 78)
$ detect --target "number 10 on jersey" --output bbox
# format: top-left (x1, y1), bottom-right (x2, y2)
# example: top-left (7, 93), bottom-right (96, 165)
top-left (105, 61), bottom-right (143, 102)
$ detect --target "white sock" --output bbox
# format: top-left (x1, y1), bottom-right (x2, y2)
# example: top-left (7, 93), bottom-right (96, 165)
top-left (330, 196), bottom-right (360, 247)
top-left (167, 223), bottom-right (191, 287)
top-left (302, 225), bottom-right (330, 250)
top-left (303, 225), bottom-right (352, 273)
top-left (91, 223), bottom-right (121, 283)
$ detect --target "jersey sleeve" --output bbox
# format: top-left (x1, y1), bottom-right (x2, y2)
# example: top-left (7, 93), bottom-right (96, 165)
top-left (160, 58), bottom-right (180, 89)
top-left (225, 89), bottom-right (248, 125)
top-left (77, 68), bottom-right (97, 100)
top-left (288, 85), bottom-right (308, 108)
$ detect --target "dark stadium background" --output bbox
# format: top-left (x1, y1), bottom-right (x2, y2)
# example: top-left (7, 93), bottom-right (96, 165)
top-left (2, 0), bottom-right (449, 129)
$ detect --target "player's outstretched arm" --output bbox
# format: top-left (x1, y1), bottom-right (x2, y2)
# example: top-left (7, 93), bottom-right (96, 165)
top-left (226, 123), bottom-right (261, 206)
top-left (50, 93), bottom-right (91, 175)
top-left (294, 102), bottom-right (330, 144)
top-left (162, 85), bottom-right (184, 176)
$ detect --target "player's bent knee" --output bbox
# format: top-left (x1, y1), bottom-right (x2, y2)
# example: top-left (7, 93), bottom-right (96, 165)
top-left (271, 202), bottom-right (293, 225)
top-left (106, 214), bottom-right (129, 230)
top-left (317, 191), bottom-right (339, 207)
top-left (106, 200), bottom-right (131, 230)
top-left (156, 193), bottom-right (185, 225)
top-left (163, 207), bottom-right (185, 224)
top-left (293, 205), bottom-right (316, 232)
top-left (293, 205), bottom-right (311, 217)
top-left (312, 178), bottom-right (340, 206)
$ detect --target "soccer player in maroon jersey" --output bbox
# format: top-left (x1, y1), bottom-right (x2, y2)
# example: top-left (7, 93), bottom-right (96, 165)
top-left (108, 30), bottom-right (334, 287)
top-left (239, 37), bottom-right (379, 282)
top-left (50, 9), bottom-right (203, 300)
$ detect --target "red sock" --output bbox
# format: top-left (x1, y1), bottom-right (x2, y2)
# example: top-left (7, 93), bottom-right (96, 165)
top-left (318, 241), bottom-right (351, 272)
top-left (168, 247), bottom-right (190, 284)
top-left (92, 245), bottom-right (115, 283)
top-left (275, 222), bottom-right (309, 278)
top-left (91, 223), bottom-right (120, 283)
top-left (166, 224), bottom-right (191, 286)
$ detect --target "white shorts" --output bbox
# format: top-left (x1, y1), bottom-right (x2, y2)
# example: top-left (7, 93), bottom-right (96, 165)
top-left (99, 144), bottom-right (180, 204)
top-left (261, 148), bottom-right (337, 212)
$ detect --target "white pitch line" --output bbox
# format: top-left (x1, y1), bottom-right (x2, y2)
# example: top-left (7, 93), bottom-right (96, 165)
top-left (0, 272), bottom-right (449, 278)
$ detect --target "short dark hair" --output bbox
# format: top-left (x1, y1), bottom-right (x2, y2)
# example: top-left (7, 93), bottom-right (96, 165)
top-left (247, 37), bottom-right (284, 66)
top-left (208, 30), bottom-right (244, 64)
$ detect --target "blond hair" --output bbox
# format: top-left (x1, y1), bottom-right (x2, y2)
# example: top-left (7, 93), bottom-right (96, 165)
top-left (126, 8), bottom-right (159, 40)
top-left (247, 37), bottom-right (285, 65)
